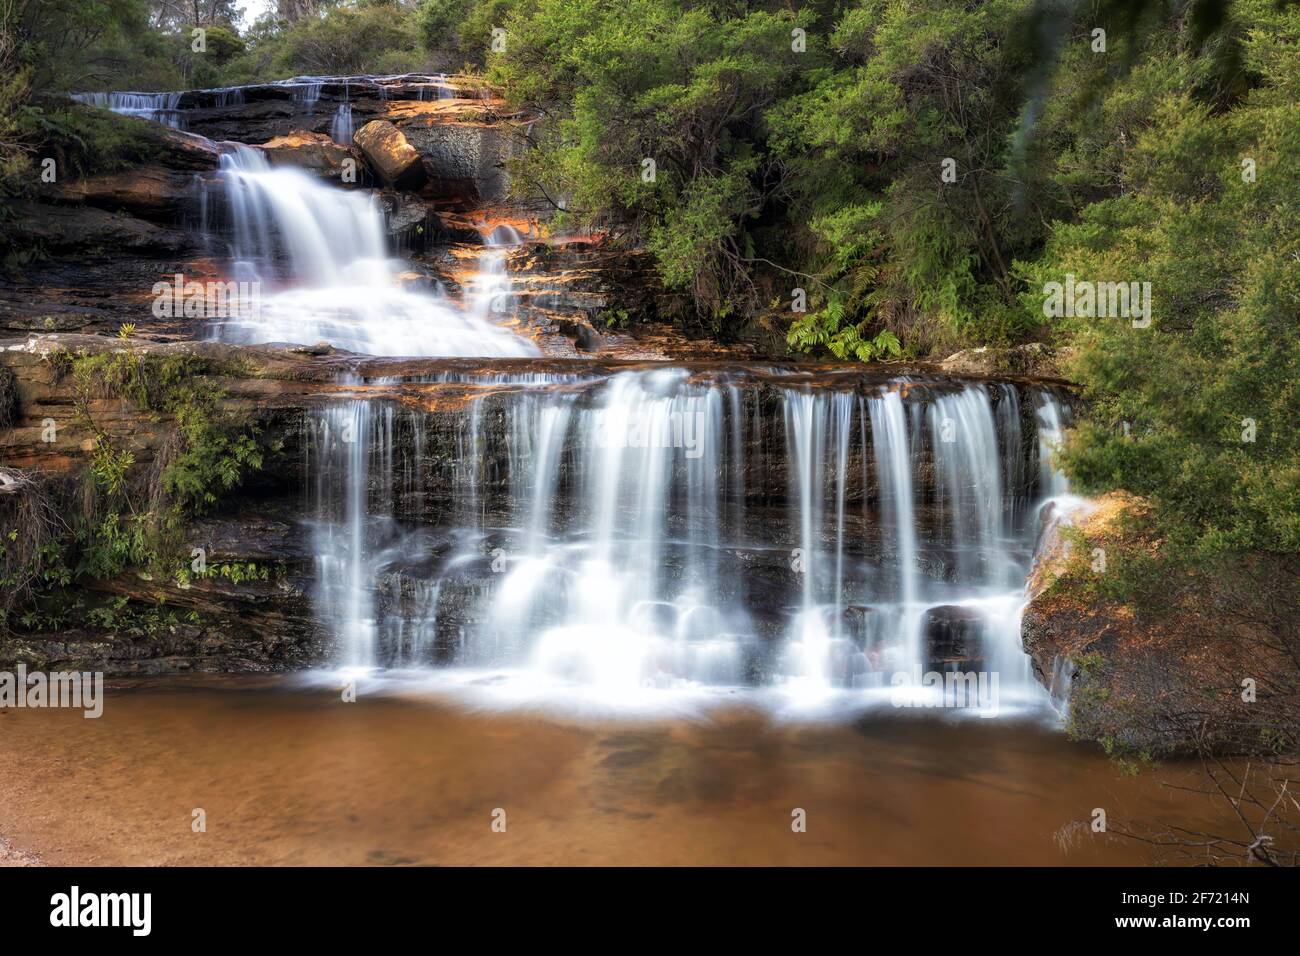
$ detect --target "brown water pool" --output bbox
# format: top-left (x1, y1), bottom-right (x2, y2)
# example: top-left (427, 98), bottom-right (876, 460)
top-left (0, 675), bottom-right (1260, 865)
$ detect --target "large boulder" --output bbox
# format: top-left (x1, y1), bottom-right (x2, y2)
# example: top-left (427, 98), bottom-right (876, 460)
top-left (400, 122), bottom-right (508, 203)
top-left (259, 130), bottom-right (367, 185)
top-left (151, 126), bottom-right (224, 171)
top-left (353, 120), bottom-right (427, 190)
top-left (1021, 493), bottom-right (1300, 755)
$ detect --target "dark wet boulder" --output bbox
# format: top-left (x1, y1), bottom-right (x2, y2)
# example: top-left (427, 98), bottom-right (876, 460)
top-left (400, 122), bottom-right (507, 203)
top-left (377, 191), bottom-right (438, 250)
top-left (923, 605), bottom-right (986, 670)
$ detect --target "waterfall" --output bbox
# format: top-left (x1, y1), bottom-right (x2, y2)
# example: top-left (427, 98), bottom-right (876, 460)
top-left (330, 103), bottom-right (354, 144)
top-left (209, 87), bottom-right (245, 108)
top-left (289, 80), bottom-right (323, 111)
top-left (482, 369), bottom-right (737, 688)
top-left (466, 225), bottom-right (522, 322)
top-left (1034, 393), bottom-right (1071, 499)
top-left (929, 385), bottom-right (1012, 586)
top-left (212, 144), bottom-right (388, 287)
top-left (203, 144), bottom-right (538, 357)
top-left (71, 91), bottom-right (185, 128)
top-left (309, 402), bottom-right (383, 670)
top-left (305, 371), bottom-right (1075, 713)
top-left (330, 79), bottom-right (354, 143)
top-left (782, 390), bottom-right (857, 690)
top-left (868, 389), bottom-right (922, 682)
top-left (83, 75), bottom-right (1079, 715)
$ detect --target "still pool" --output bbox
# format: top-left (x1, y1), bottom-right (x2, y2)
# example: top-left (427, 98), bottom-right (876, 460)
top-left (0, 674), bottom-right (1262, 866)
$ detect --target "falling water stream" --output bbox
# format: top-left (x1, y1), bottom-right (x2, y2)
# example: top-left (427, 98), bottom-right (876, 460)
top-left (301, 370), bottom-right (1074, 716)
top-left (71, 91), bottom-right (186, 127)
top-left (203, 144), bottom-right (538, 357)
top-left (330, 102), bottom-right (354, 144)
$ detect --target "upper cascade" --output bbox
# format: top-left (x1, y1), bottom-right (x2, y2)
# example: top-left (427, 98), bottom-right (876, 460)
top-left (71, 75), bottom-right (536, 359)
top-left (70, 73), bottom-right (485, 130)
top-left (203, 143), bottom-right (538, 358)
top-left (70, 90), bottom-right (186, 127)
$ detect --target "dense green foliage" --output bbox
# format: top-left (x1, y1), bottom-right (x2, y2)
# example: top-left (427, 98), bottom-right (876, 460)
top-left (222, 0), bottom-right (428, 81)
top-left (480, 0), bottom-right (1273, 352)
top-left (1032, 4), bottom-right (1300, 562)
top-left (488, 0), bottom-right (814, 330)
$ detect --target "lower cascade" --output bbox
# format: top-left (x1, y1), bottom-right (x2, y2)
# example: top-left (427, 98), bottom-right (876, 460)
top-left (305, 370), bottom-right (1075, 713)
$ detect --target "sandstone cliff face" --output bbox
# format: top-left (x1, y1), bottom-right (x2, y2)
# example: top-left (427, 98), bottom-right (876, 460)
top-left (39, 125), bottom-right (221, 221)
top-left (0, 336), bottom-right (329, 672)
top-left (5, 201), bottom-right (196, 258)
top-left (1021, 493), bottom-right (1300, 755)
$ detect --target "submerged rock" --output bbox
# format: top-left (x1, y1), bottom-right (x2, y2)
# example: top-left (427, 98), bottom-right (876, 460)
top-left (377, 191), bottom-right (439, 250)
top-left (923, 605), bottom-right (987, 670)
